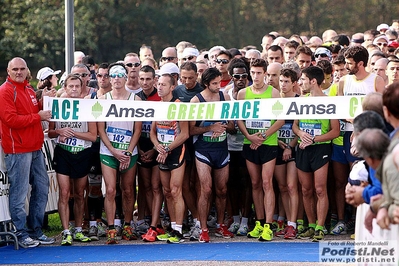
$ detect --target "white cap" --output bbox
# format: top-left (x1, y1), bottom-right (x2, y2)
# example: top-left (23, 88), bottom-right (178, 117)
top-left (373, 35), bottom-right (389, 45)
top-left (159, 63), bottom-right (180, 76)
top-left (349, 160), bottom-right (368, 184)
top-left (377, 23), bottom-right (390, 32)
top-left (37, 67), bottom-right (61, 80)
top-left (182, 47), bottom-right (199, 58)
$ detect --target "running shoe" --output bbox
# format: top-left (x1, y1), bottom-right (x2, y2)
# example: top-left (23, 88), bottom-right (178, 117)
top-left (236, 224), bottom-right (248, 236)
top-left (190, 225), bottom-right (201, 241)
top-left (297, 224), bottom-right (306, 235)
top-left (297, 227), bottom-right (315, 239)
top-left (161, 215), bottom-right (171, 230)
top-left (73, 231), bottom-right (91, 242)
top-left (97, 222), bottom-right (107, 237)
top-left (207, 215), bottom-right (217, 228)
top-left (167, 230), bottom-right (184, 244)
top-left (199, 229), bottom-right (210, 243)
top-left (123, 225), bottom-right (137, 240)
top-left (183, 224), bottom-right (199, 240)
top-left (61, 232), bottom-right (72, 246)
top-left (329, 219), bottom-right (338, 235)
top-left (156, 227), bottom-right (165, 235)
top-left (346, 219), bottom-right (355, 232)
top-left (136, 222), bottom-right (150, 235)
top-left (142, 227), bottom-right (158, 242)
top-left (276, 220), bottom-right (285, 232)
top-left (228, 222), bottom-right (240, 234)
top-left (247, 221), bottom-right (263, 238)
top-left (259, 223), bottom-right (273, 241)
top-left (88, 226), bottom-right (99, 241)
top-left (115, 225), bottom-right (123, 240)
top-left (271, 220), bottom-right (278, 232)
top-left (331, 221), bottom-right (347, 235)
top-left (275, 225), bottom-right (287, 237)
top-left (106, 229), bottom-right (118, 244)
top-left (284, 225), bottom-right (297, 239)
top-left (157, 232), bottom-right (171, 241)
top-left (19, 237), bottom-right (40, 248)
top-left (312, 229), bottom-right (325, 242)
top-left (36, 234), bottom-right (55, 245)
top-left (215, 224), bottom-right (234, 238)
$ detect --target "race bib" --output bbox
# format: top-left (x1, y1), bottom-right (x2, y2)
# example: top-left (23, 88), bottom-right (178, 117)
top-left (59, 137), bottom-right (85, 153)
top-left (246, 120), bottom-right (271, 135)
top-left (202, 121), bottom-right (226, 142)
top-left (278, 123), bottom-right (295, 143)
top-left (106, 126), bottom-right (132, 150)
top-left (141, 121), bottom-right (152, 138)
top-left (157, 126), bottom-right (176, 145)
top-left (299, 122), bottom-right (322, 136)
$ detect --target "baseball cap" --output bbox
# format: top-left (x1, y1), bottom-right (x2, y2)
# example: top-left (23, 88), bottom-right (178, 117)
top-left (377, 23), bottom-right (390, 32)
top-left (388, 41), bottom-right (399, 49)
top-left (182, 47), bottom-right (199, 58)
top-left (159, 63), bottom-right (180, 76)
top-left (36, 67), bottom-right (61, 81)
top-left (373, 35), bottom-right (389, 45)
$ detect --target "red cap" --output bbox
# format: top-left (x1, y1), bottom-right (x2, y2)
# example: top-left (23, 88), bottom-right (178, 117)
top-left (388, 41), bottom-right (399, 48)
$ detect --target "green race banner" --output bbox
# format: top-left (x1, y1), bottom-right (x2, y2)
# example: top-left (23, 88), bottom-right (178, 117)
top-left (43, 96), bottom-right (364, 122)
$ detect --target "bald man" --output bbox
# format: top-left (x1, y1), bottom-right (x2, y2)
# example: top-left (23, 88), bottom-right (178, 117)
top-left (266, 62), bottom-right (283, 91)
top-left (0, 57), bottom-right (54, 248)
top-left (373, 58), bottom-right (389, 85)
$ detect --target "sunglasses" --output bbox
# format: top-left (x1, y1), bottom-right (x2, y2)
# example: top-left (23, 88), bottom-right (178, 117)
top-left (96, 73), bottom-right (109, 78)
top-left (73, 73), bottom-right (88, 78)
top-left (125, 62), bottom-right (141, 68)
top-left (183, 56), bottom-right (194, 61)
top-left (161, 56), bottom-right (176, 61)
top-left (109, 73), bottom-right (125, 78)
top-left (377, 42), bottom-right (388, 47)
top-left (232, 73), bottom-right (248, 79)
top-left (315, 53), bottom-right (329, 58)
top-left (215, 59), bottom-right (230, 64)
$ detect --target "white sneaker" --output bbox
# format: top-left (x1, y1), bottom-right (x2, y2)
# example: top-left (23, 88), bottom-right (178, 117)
top-left (236, 224), bottom-right (249, 236)
top-left (331, 221), bottom-right (347, 235)
top-left (228, 222), bottom-right (240, 234)
top-left (19, 237), bottom-right (40, 248)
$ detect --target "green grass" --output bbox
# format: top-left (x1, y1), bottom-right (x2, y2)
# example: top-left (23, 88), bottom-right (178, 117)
top-left (44, 213), bottom-right (63, 237)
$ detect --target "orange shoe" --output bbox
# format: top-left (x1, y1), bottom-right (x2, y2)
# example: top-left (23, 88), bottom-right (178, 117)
top-left (142, 227), bottom-right (158, 242)
top-left (106, 229), bottom-right (118, 244)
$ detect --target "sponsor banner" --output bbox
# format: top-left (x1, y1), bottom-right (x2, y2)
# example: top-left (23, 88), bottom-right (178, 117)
top-left (43, 96), bottom-right (364, 122)
top-left (0, 135), bottom-right (58, 222)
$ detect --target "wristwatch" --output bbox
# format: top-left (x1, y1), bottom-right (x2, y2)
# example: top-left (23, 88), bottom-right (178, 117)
top-left (164, 146), bottom-right (171, 153)
top-left (123, 150), bottom-right (132, 156)
top-left (312, 136), bottom-right (316, 144)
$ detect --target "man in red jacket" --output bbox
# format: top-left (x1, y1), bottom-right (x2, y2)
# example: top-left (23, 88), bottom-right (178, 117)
top-left (0, 57), bottom-right (53, 248)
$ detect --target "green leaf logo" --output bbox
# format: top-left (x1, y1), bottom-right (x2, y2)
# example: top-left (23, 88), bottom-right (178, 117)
top-left (92, 101), bottom-right (103, 119)
top-left (272, 100), bottom-right (283, 117)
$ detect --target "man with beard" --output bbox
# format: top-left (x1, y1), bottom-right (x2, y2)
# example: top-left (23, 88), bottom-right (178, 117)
top-left (338, 46), bottom-right (385, 171)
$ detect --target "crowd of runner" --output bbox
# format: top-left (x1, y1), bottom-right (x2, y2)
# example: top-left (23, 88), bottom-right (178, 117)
top-left (2, 20), bottom-right (399, 248)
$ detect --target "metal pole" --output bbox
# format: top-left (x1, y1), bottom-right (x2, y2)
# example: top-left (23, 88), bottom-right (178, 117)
top-left (65, 0), bottom-right (74, 74)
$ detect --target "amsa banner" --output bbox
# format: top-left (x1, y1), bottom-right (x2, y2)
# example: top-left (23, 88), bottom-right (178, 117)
top-left (43, 96), bottom-right (364, 122)
top-left (0, 136), bottom-right (59, 222)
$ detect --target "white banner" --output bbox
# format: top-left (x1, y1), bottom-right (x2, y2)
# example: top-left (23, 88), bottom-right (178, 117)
top-left (43, 96), bottom-right (364, 122)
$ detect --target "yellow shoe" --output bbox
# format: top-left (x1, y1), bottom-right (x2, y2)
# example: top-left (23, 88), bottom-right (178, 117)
top-left (259, 223), bottom-right (273, 241)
